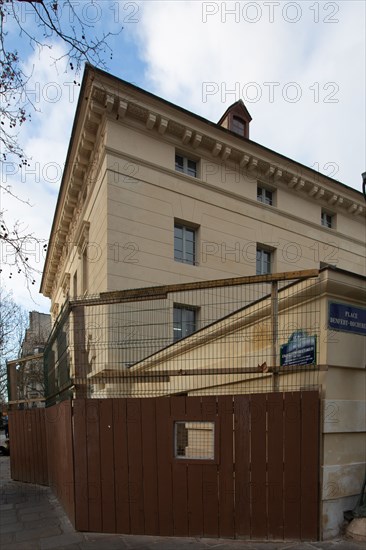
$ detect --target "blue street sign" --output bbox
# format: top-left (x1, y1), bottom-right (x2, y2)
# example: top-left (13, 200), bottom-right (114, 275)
top-left (328, 302), bottom-right (366, 336)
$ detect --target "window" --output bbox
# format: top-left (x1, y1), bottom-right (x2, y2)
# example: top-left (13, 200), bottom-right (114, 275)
top-left (175, 154), bottom-right (197, 177)
top-left (321, 211), bottom-right (334, 228)
top-left (173, 305), bottom-right (197, 341)
top-left (174, 421), bottom-right (215, 460)
top-left (73, 271), bottom-right (78, 299)
top-left (257, 186), bottom-right (273, 206)
top-left (174, 223), bottom-right (196, 265)
top-left (256, 247), bottom-right (272, 275)
top-left (232, 116), bottom-right (245, 136)
top-left (82, 248), bottom-right (88, 295)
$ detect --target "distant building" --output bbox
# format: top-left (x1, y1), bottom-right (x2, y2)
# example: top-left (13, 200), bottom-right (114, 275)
top-left (12, 312), bottom-right (51, 408)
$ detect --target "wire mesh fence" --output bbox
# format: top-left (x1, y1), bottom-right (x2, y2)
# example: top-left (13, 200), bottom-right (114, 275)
top-left (44, 270), bottom-right (322, 404)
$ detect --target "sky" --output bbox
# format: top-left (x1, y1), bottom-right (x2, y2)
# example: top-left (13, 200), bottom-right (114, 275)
top-left (1, 0), bottom-right (365, 315)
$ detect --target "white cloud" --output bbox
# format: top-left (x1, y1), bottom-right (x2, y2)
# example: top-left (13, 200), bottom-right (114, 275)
top-left (2, 1), bottom-right (365, 315)
top-left (1, 43), bottom-right (81, 312)
top-left (135, 0), bottom-right (365, 190)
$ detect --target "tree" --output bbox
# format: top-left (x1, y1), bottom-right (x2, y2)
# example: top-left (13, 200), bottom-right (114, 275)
top-left (0, 288), bottom-right (28, 405)
top-left (0, 0), bottom-right (120, 287)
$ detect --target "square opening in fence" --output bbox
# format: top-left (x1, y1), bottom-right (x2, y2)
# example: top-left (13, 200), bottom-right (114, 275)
top-left (174, 421), bottom-right (215, 460)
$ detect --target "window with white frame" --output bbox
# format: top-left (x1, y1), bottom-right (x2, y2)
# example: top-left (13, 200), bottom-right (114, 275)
top-left (257, 185), bottom-right (274, 206)
top-left (321, 210), bottom-right (334, 228)
top-left (256, 246), bottom-right (272, 275)
top-left (175, 153), bottom-right (197, 177)
top-left (173, 305), bottom-right (197, 341)
top-left (174, 223), bottom-right (196, 265)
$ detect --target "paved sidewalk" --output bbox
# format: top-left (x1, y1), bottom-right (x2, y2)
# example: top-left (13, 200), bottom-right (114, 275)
top-left (1, 453), bottom-right (364, 550)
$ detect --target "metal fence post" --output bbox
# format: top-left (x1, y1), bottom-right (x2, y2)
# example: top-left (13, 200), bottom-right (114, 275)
top-left (271, 281), bottom-right (279, 391)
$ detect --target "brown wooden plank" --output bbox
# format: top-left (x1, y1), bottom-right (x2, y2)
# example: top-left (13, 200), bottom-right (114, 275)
top-left (186, 396), bottom-right (202, 419)
top-left (250, 393), bottom-right (267, 539)
top-left (113, 399), bottom-right (130, 534)
top-left (48, 406), bottom-right (57, 504)
top-left (234, 395), bottom-right (250, 538)
top-left (73, 399), bottom-right (89, 531)
top-left (35, 409), bottom-right (43, 484)
top-left (28, 411), bottom-right (36, 483)
top-left (58, 401), bottom-right (75, 525)
top-left (33, 410), bottom-right (42, 484)
top-left (140, 398), bottom-right (159, 535)
top-left (8, 411), bottom-right (18, 480)
top-left (45, 406), bottom-right (55, 490)
top-left (86, 400), bottom-right (102, 531)
top-left (218, 396), bottom-right (235, 538)
top-left (20, 411), bottom-right (28, 482)
top-left (24, 411), bottom-right (32, 483)
top-left (20, 411), bottom-right (27, 482)
top-left (39, 407), bottom-right (48, 485)
top-left (172, 461), bottom-right (188, 536)
top-left (99, 399), bottom-right (116, 533)
top-left (67, 400), bottom-right (76, 524)
top-left (34, 409), bottom-right (42, 484)
top-left (170, 396), bottom-right (186, 417)
top-left (201, 396), bottom-right (217, 420)
top-left (18, 411), bottom-right (25, 482)
top-left (31, 410), bottom-right (38, 483)
top-left (126, 398), bottom-right (144, 534)
top-left (300, 391), bottom-right (319, 540)
top-left (156, 397), bottom-right (173, 536)
top-left (171, 396), bottom-right (188, 536)
top-left (187, 465), bottom-right (203, 536)
top-left (186, 398), bottom-right (203, 537)
top-left (9, 412), bottom-right (16, 480)
top-left (267, 393), bottom-right (284, 540)
top-left (202, 464), bottom-right (219, 537)
top-left (283, 392), bottom-right (301, 540)
top-left (201, 396), bottom-right (219, 538)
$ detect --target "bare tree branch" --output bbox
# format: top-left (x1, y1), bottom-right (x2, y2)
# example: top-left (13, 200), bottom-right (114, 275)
top-left (0, 0), bottom-right (122, 288)
top-left (0, 288), bottom-right (28, 403)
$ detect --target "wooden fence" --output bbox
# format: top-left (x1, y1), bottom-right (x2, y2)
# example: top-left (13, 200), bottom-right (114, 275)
top-left (8, 408), bottom-right (48, 486)
top-left (8, 391), bottom-right (320, 541)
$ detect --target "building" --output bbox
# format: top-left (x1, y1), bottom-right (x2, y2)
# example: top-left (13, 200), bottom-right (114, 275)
top-left (38, 65), bottom-right (365, 541)
top-left (40, 64), bottom-right (365, 323)
top-left (7, 311), bottom-right (51, 408)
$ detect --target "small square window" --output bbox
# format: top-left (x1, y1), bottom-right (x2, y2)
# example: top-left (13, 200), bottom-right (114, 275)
top-left (175, 154), bottom-right (197, 177)
top-left (256, 247), bottom-right (272, 275)
top-left (321, 211), bottom-right (334, 228)
top-left (257, 186), bottom-right (273, 206)
top-left (173, 305), bottom-right (197, 341)
top-left (174, 421), bottom-right (215, 460)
